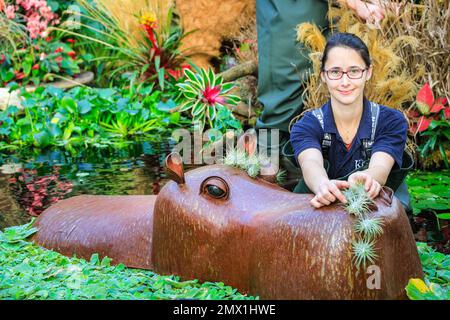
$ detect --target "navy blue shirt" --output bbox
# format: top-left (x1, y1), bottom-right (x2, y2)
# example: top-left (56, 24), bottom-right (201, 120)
top-left (290, 99), bottom-right (408, 179)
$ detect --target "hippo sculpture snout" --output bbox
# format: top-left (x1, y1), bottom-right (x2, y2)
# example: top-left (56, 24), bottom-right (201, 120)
top-left (32, 139), bottom-right (423, 299)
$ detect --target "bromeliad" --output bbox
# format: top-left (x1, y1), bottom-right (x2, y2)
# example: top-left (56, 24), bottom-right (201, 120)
top-left (176, 68), bottom-right (240, 130)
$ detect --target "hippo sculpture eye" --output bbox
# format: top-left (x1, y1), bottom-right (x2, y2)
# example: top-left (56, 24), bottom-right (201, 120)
top-left (200, 176), bottom-right (229, 200)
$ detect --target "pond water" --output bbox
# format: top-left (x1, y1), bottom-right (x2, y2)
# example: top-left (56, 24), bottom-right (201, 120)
top-left (0, 143), bottom-right (448, 254)
top-left (0, 141), bottom-right (172, 229)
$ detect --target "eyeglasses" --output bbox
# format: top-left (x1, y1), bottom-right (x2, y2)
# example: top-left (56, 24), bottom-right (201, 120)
top-left (323, 67), bottom-right (368, 80)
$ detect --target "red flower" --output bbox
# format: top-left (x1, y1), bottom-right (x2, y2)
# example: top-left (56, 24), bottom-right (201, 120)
top-left (32, 63), bottom-right (39, 70)
top-left (55, 57), bottom-right (63, 63)
top-left (46, 36), bottom-right (53, 42)
top-left (14, 71), bottom-right (26, 80)
top-left (201, 86), bottom-right (224, 106)
top-left (66, 39), bottom-right (76, 43)
top-left (0, 54), bottom-right (5, 64)
top-left (67, 51), bottom-right (76, 59)
top-left (54, 47), bottom-right (63, 53)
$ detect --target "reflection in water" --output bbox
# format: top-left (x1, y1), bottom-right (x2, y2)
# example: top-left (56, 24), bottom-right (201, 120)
top-left (0, 141), bottom-right (171, 229)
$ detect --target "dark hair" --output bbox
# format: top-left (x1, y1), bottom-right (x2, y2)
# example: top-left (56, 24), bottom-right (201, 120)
top-left (321, 32), bottom-right (371, 70)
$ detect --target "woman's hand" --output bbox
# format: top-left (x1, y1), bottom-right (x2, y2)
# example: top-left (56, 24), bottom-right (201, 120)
top-left (310, 180), bottom-right (350, 208)
top-left (354, 1), bottom-right (385, 23)
top-left (348, 171), bottom-right (382, 199)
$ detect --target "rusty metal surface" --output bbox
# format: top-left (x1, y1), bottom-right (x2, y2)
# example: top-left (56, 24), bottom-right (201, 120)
top-left (152, 164), bottom-right (423, 300)
top-left (33, 162), bottom-right (423, 299)
top-left (33, 195), bottom-right (155, 269)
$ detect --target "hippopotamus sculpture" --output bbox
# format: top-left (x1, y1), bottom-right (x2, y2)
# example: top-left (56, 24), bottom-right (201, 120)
top-left (32, 135), bottom-right (423, 300)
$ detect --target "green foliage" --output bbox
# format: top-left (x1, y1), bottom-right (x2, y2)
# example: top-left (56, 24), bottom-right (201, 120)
top-left (0, 83), bottom-right (188, 156)
top-left (177, 68), bottom-right (241, 131)
top-left (0, 4), bottom-right (87, 87)
top-left (405, 242), bottom-right (450, 300)
top-left (0, 220), bottom-right (256, 300)
top-left (342, 184), bottom-right (384, 270)
top-left (406, 170), bottom-right (450, 216)
top-left (59, 0), bottom-right (189, 89)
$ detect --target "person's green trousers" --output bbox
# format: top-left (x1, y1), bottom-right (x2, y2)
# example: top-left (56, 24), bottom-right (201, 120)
top-left (255, 0), bottom-right (329, 148)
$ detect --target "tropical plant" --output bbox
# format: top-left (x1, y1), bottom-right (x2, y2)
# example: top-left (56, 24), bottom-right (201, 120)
top-left (409, 83), bottom-right (450, 169)
top-left (406, 242), bottom-right (450, 300)
top-left (0, 83), bottom-right (188, 155)
top-left (342, 183), bottom-right (385, 270)
top-left (58, 0), bottom-right (190, 89)
top-left (1, 0), bottom-right (60, 39)
top-left (0, 2), bottom-right (86, 87)
top-left (176, 68), bottom-right (241, 131)
top-left (0, 36), bottom-right (82, 86)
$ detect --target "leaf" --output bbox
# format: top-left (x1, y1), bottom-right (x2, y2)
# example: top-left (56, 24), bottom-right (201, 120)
top-left (78, 100), bottom-right (92, 114)
top-left (191, 101), bottom-right (205, 117)
top-left (33, 131), bottom-right (51, 148)
top-left (61, 96), bottom-right (77, 114)
top-left (436, 213), bottom-right (450, 220)
top-left (416, 83), bottom-right (434, 111)
top-left (418, 116), bottom-right (431, 133)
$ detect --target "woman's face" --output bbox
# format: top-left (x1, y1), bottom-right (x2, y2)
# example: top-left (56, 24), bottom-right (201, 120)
top-left (320, 46), bottom-right (372, 107)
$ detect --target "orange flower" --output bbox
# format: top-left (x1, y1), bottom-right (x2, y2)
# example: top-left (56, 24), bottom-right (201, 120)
top-left (0, 0), bottom-right (5, 12)
top-left (67, 51), bottom-right (76, 59)
top-left (140, 12), bottom-right (157, 29)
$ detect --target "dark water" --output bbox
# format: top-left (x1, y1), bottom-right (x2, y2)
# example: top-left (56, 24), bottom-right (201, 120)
top-left (0, 141), bottom-right (172, 229)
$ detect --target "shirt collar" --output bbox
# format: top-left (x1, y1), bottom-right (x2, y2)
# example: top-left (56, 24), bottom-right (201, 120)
top-left (322, 98), bottom-right (372, 139)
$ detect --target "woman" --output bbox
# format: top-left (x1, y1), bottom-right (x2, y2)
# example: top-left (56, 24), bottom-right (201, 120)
top-left (290, 32), bottom-right (411, 209)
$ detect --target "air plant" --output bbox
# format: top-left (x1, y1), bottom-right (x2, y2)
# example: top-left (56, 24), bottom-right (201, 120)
top-left (342, 183), bottom-right (385, 270)
top-left (354, 216), bottom-right (384, 240)
top-left (222, 146), bottom-right (273, 180)
top-left (352, 238), bottom-right (378, 270)
top-left (176, 68), bottom-right (240, 131)
top-left (342, 183), bottom-right (374, 218)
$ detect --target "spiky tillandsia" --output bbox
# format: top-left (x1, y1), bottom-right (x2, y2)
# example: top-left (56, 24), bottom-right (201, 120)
top-left (352, 238), bottom-right (378, 270)
top-left (222, 147), bottom-right (274, 179)
top-left (354, 216), bottom-right (384, 240)
top-left (342, 183), bottom-right (374, 218)
top-left (176, 68), bottom-right (240, 131)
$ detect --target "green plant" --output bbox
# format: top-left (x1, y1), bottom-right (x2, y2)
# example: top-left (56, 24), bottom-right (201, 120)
top-left (176, 68), bottom-right (241, 131)
top-left (57, 0), bottom-right (190, 90)
top-left (405, 242), bottom-right (449, 300)
top-left (409, 83), bottom-right (450, 169)
top-left (342, 184), bottom-right (384, 270)
top-left (0, 220), bottom-right (256, 300)
top-left (0, 83), bottom-right (188, 155)
top-left (406, 170), bottom-right (450, 216)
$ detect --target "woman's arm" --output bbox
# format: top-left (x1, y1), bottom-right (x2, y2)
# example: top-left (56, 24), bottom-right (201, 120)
top-left (298, 149), bottom-right (349, 208)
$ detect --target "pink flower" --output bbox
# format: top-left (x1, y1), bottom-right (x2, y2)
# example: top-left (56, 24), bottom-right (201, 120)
top-left (5, 5), bottom-right (15, 19)
top-left (201, 86), bottom-right (224, 106)
top-left (14, 71), bottom-right (26, 80)
top-left (0, 0), bottom-right (5, 12)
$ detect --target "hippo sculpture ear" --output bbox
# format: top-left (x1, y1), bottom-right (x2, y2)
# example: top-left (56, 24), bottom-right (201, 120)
top-left (165, 152), bottom-right (185, 184)
top-left (237, 129), bottom-right (257, 156)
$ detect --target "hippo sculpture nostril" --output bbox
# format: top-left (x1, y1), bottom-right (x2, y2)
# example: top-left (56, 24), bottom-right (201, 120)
top-left (32, 152), bottom-right (423, 300)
